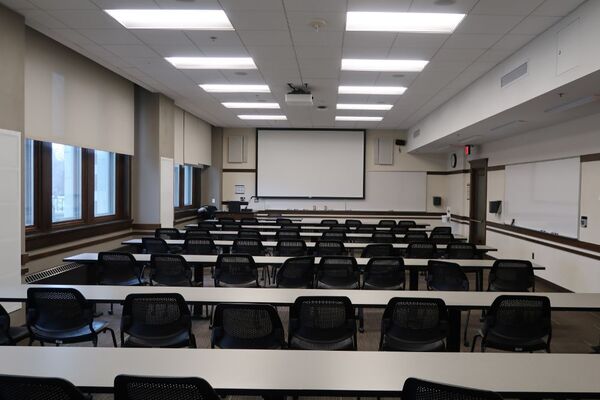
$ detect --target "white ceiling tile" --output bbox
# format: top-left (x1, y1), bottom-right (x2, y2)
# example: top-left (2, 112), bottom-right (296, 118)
top-left (533, 0), bottom-right (586, 16)
top-left (51, 29), bottom-right (96, 46)
top-left (200, 46), bottom-right (249, 57)
top-left (48, 10), bottom-right (122, 28)
top-left (227, 10), bottom-right (288, 30)
top-left (286, 11), bottom-right (346, 31)
top-left (20, 9), bottom-right (68, 28)
top-left (407, 0), bottom-right (478, 13)
top-left (104, 44), bottom-right (159, 58)
top-left (478, 49), bottom-right (514, 64)
top-left (510, 15), bottom-right (561, 35)
top-left (393, 33), bottom-right (450, 49)
top-left (79, 28), bottom-right (142, 45)
top-left (343, 46), bottom-right (392, 58)
top-left (387, 46), bottom-right (439, 59)
top-left (492, 34), bottom-right (536, 50)
top-left (471, 0), bottom-right (544, 16)
top-left (295, 45), bottom-right (342, 59)
top-left (29, 0), bottom-right (97, 9)
top-left (238, 30), bottom-right (292, 47)
top-left (290, 30), bottom-right (343, 46)
top-left (153, 0), bottom-right (222, 9)
top-left (151, 42), bottom-right (201, 58)
top-left (90, 0), bottom-right (158, 8)
top-left (283, 0), bottom-right (347, 12)
top-left (343, 32), bottom-right (398, 48)
top-left (339, 71), bottom-right (380, 84)
top-left (185, 31), bottom-right (244, 47)
top-left (220, 0), bottom-right (284, 11)
top-left (430, 48), bottom-right (486, 63)
top-left (0, 0), bottom-right (36, 10)
top-left (347, 0), bottom-right (411, 12)
top-left (181, 70), bottom-right (227, 84)
top-left (247, 45), bottom-right (297, 61)
top-left (443, 33), bottom-right (503, 49)
top-left (455, 15), bottom-right (524, 35)
top-left (298, 59), bottom-right (340, 79)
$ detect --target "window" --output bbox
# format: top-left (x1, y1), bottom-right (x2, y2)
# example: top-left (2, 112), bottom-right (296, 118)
top-left (51, 143), bottom-right (82, 223)
top-left (173, 164), bottom-right (180, 207)
top-left (24, 139), bottom-right (34, 226)
top-left (94, 150), bottom-right (116, 217)
top-left (183, 165), bottom-right (193, 206)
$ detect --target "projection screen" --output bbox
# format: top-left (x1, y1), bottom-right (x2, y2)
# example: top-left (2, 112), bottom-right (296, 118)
top-left (256, 129), bottom-right (365, 198)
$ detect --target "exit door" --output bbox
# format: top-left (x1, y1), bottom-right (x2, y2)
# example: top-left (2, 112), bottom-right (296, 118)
top-left (469, 159), bottom-right (488, 245)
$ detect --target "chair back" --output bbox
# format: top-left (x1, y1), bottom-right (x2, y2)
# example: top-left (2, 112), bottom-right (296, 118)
top-left (426, 260), bottom-right (469, 291)
top-left (380, 297), bottom-right (448, 351)
top-left (320, 219), bottom-right (339, 225)
top-left (150, 254), bottom-right (192, 286)
top-left (345, 219), bottom-right (362, 228)
top-left (220, 222), bottom-right (239, 231)
top-left (321, 231), bottom-right (346, 241)
top-left (237, 229), bottom-right (262, 240)
top-left (276, 229), bottom-right (300, 240)
top-left (26, 288), bottom-right (91, 334)
top-left (361, 244), bottom-right (394, 258)
top-left (155, 228), bottom-right (181, 240)
top-left (391, 226), bottom-right (409, 234)
top-left (398, 220), bottom-right (417, 227)
top-left (431, 226), bottom-right (452, 235)
top-left (363, 257), bottom-right (405, 290)
top-left (276, 218), bottom-right (293, 225)
top-left (489, 260), bottom-right (535, 292)
top-left (405, 242), bottom-right (437, 259)
top-left (402, 378), bottom-right (504, 400)
top-left (0, 375), bottom-right (88, 400)
top-left (184, 229), bottom-right (211, 240)
top-left (97, 252), bottom-right (141, 286)
top-left (0, 305), bottom-right (12, 345)
top-left (378, 220), bottom-right (396, 228)
top-left (183, 238), bottom-right (218, 255)
top-left (430, 233), bottom-right (454, 244)
top-left (197, 221), bottom-right (217, 230)
top-left (486, 295), bottom-right (551, 343)
top-left (218, 217), bottom-right (235, 223)
top-left (232, 238), bottom-right (265, 256)
top-left (315, 240), bottom-right (345, 256)
top-left (241, 217), bottom-right (258, 225)
top-left (276, 256), bottom-right (315, 288)
top-left (114, 375), bottom-right (219, 400)
top-left (121, 293), bottom-right (191, 346)
top-left (356, 226), bottom-right (375, 233)
top-left (142, 237), bottom-right (170, 254)
top-left (403, 232), bottom-right (428, 243)
top-left (211, 303), bottom-right (284, 349)
top-left (446, 243), bottom-right (478, 259)
top-left (214, 254), bottom-right (258, 287)
top-left (316, 256), bottom-right (360, 289)
top-left (329, 225), bottom-right (350, 232)
top-left (372, 232), bottom-right (396, 243)
top-left (275, 239), bottom-right (307, 256)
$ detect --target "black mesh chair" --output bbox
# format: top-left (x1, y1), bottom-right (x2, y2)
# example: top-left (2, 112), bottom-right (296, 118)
top-left (446, 242), bottom-right (479, 259)
top-left (329, 225), bottom-right (350, 232)
top-left (398, 220), bottom-right (417, 227)
top-left (218, 217), bottom-right (235, 224)
top-left (220, 222), bottom-right (239, 231)
top-left (97, 252), bottom-right (142, 286)
top-left (149, 254), bottom-right (193, 286)
top-left (275, 239), bottom-right (307, 256)
top-left (155, 228), bottom-right (181, 240)
top-left (237, 229), bottom-right (262, 240)
top-left (214, 254), bottom-right (259, 287)
top-left (356, 226), bottom-right (375, 233)
top-left (430, 233), bottom-right (455, 244)
top-left (198, 221), bottom-right (217, 230)
top-left (363, 257), bottom-right (405, 290)
top-left (184, 228), bottom-right (211, 240)
top-left (232, 238), bottom-right (265, 256)
top-left (391, 226), bottom-right (409, 234)
top-left (315, 240), bottom-right (345, 256)
top-left (426, 261), bottom-right (469, 291)
top-left (276, 229), bottom-right (300, 240)
top-left (403, 232), bottom-right (428, 243)
top-left (361, 244), bottom-right (395, 258)
top-left (241, 217), bottom-right (259, 225)
top-left (0, 305), bottom-right (28, 346)
top-left (288, 296), bottom-right (357, 350)
top-left (471, 295), bottom-right (552, 353)
top-left (372, 232), bottom-right (396, 243)
top-left (402, 378), bottom-right (504, 400)
top-left (26, 287), bottom-right (117, 347)
top-left (114, 375), bottom-right (219, 400)
top-left (488, 260), bottom-right (535, 292)
top-left (276, 218), bottom-right (293, 225)
top-left (142, 237), bottom-right (170, 254)
top-left (431, 226), bottom-right (452, 235)
top-left (321, 231), bottom-right (347, 241)
top-left (0, 375), bottom-right (89, 400)
top-left (320, 219), bottom-right (339, 226)
top-left (378, 220), bottom-right (396, 228)
top-left (345, 219), bottom-right (362, 228)
top-left (276, 256), bottom-right (315, 288)
top-left (379, 297), bottom-right (448, 351)
top-left (211, 303), bottom-right (285, 349)
top-left (316, 256), bottom-right (360, 289)
top-left (183, 237), bottom-right (218, 255)
top-left (405, 242), bottom-right (437, 259)
top-left (120, 293), bottom-right (196, 348)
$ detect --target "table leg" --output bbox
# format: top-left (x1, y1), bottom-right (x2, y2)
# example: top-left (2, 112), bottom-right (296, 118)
top-left (409, 269), bottom-right (419, 290)
top-left (447, 308), bottom-right (462, 352)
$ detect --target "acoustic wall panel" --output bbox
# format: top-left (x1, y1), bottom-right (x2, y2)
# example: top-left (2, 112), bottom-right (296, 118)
top-left (374, 137), bottom-right (394, 165)
top-left (228, 135), bottom-right (246, 163)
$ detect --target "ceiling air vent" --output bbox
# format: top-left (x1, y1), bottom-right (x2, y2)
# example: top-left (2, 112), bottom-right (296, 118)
top-left (413, 129), bottom-right (421, 138)
top-left (501, 62), bottom-right (528, 88)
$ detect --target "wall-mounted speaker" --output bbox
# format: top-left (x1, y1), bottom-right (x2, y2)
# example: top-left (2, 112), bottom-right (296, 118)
top-left (395, 139), bottom-right (406, 146)
top-left (433, 196), bottom-right (442, 206)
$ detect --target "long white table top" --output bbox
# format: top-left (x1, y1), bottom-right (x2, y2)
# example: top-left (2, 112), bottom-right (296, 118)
top-left (192, 224), bottom-right (430, 231)
top-left (122, 238), bottom-right (495, 251)
top-left (210, 217), bottom-right (432, 225)
top-left (0, 284), bottom-right (593, 309)
top-left (0, 347), bottom-right (598, 395)
top-left (65, 254), bottom-right (520, 268)
top-left (181, 230), bottom-right (466, 241)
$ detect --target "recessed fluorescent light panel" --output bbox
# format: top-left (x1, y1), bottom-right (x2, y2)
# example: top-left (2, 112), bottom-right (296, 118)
top-left (346, 12), bottom-right (465, 33)
top-left (238, 115), bottom-right (287, 120)
top-left (336, 116), bottom-right (383, 122)
top-left (338, 86), bottom-right (407, 95)
top-left (342, 59), bottom-right (428, 72)
top-left (105, 10), bottom-right (234, 30)
top-left (222, 102), bottom-right (280, 109)
top-left (337, 104), bottom-right (393, 111)
top-left (200, 84), bottom-right (270, 93)
top-left (166, 57), bottom-right (256, 69)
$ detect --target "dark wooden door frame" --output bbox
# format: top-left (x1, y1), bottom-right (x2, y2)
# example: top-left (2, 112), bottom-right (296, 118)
top-left (469, 158), bottom-right (488, 244)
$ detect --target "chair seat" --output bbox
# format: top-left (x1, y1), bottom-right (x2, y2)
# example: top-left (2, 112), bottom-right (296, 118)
top-left (381, 337), bottom-right (445, 352)
top-left (151, 279), bottom-right (192, 287)
top-left (123, 331), bottom-right (193, 348)
top-left (30, 321), bottom-right (110, 344)
top-left (100, 277), bottom-right (141, 286)
top-left (316, 280), bottom-right (359, 289)
top-left (363, 281), bottom-right (404, 290)
top-left (483, 330), bottom-right (549, 352)
top-left (290, 332), bottom-right (354, 350)
top-left (488, 282), bottom-right (530, 292)
top-left (217, 280), bottom-right (258, 288)
top-left (8, 326), bottom-right (29, 343)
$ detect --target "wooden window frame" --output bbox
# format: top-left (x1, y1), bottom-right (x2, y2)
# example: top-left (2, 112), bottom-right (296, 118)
top-left (25, 140), bottom-right (132, 251)
top-left (174, 165), bottom-right (201, 220)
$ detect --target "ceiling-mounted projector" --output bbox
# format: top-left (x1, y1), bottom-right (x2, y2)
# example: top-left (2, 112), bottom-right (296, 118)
top-left (285, 83), bottom-right (313, 106)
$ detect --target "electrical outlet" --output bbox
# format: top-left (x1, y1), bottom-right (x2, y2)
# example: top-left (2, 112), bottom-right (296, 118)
top-left (531, 252), bottom-right (535, 260)
top-left (211, 198), bottom-right (215, 204)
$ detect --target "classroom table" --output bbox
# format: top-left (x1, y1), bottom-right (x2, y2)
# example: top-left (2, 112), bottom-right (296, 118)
top-left (0, 347), bottom-right (598, 397)
top-left (0, 284), bottom-right (588, 353)
top-left (65, 253), bottom-right (523, 292)
top-left (189, 223), bottom-right (431, 232)
top-left (207, 217), bottom-right (431, 227)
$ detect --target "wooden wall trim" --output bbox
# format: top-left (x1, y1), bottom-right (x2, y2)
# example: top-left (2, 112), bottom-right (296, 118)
top-left (427, 169), bottom-right (469, 175)
top-left (223, 169), bottom-right (256, 173)
top-left (131, 223), bottom-right (161, 230)
top-left (262, 210), bottom-right (444, 217)
top-left (581, 153), bottom-right (600, 162)
top-left (487, 165), bottom-right (506, 171)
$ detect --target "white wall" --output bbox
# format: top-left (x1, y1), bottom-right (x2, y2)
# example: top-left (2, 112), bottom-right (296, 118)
top-left (183, 111), bottom-right (211, 166)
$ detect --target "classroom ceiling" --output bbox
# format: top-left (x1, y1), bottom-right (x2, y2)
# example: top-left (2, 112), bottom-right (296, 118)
top-left (1, 0), bottom-right (587, 131)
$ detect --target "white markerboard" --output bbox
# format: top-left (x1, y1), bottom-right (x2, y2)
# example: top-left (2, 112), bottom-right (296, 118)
top-left (504, 157), bottom-right (580, 238)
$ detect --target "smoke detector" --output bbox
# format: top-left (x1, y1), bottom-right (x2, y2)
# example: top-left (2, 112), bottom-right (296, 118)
top-left (309, 19), bottom-right (327, 31)
top-left (285, 83), bottom-right (314, 106)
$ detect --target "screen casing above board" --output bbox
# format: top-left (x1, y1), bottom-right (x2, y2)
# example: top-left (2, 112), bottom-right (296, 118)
top-left (255, 129), bottom-right (366, 199)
